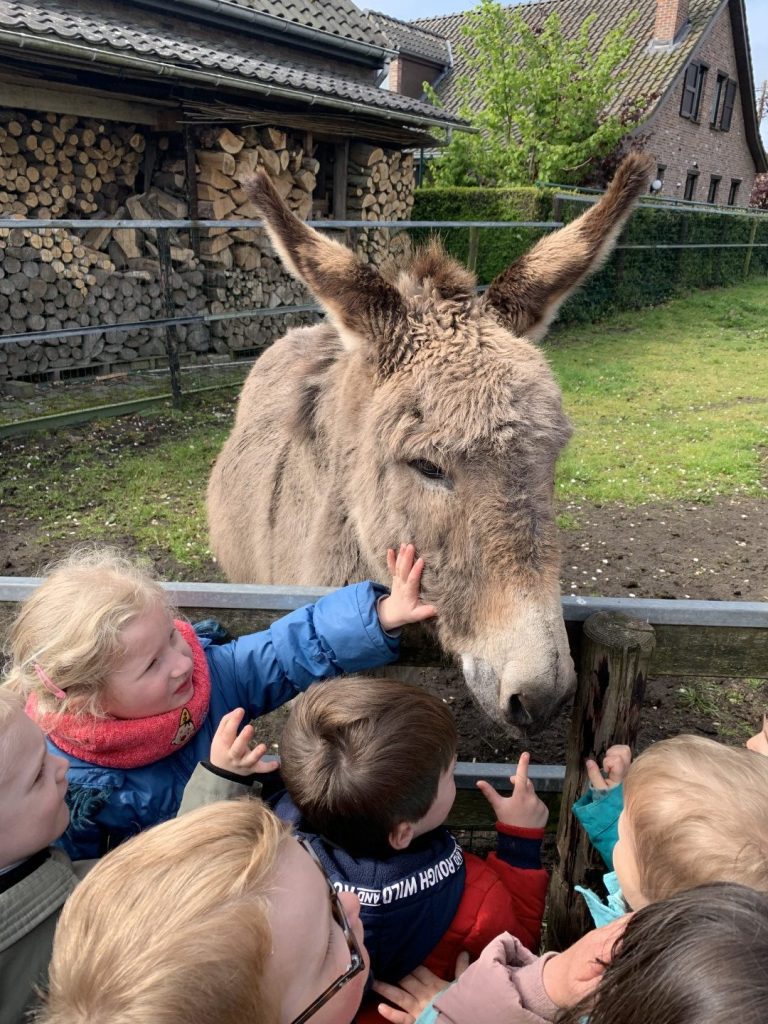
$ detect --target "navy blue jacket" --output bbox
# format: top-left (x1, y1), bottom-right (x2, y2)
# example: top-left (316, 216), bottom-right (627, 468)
top-left (272, 791), bottom-right (466, 983)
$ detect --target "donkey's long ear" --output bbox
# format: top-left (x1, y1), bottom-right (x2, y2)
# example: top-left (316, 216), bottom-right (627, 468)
top-left (245, 172), bottom-right (405, 351)
top-left (484, 152), bottom-right (654, 341)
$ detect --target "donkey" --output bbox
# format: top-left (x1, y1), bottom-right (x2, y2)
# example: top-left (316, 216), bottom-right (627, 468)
top-left (207, 152), bottom-right (652, 734)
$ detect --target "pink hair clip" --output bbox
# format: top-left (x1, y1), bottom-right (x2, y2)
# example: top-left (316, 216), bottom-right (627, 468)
top-left (34, 663), bottom-right (66, 700)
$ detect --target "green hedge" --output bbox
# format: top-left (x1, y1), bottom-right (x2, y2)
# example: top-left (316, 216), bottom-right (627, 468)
top-left (413, 186), bottom-right (768, 325)
top-left (411, 186), bottom-right (552, 286)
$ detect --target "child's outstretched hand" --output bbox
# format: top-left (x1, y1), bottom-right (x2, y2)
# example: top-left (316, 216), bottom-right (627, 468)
top-left (372, 953), bottom-right (469, 1024)
top-left (585, 744), bottom-right (632, 792)
top-left (746, 716), bottom-right (768, 757)
top-left (209, 708), bottom-right (280, 777)
top-left (377, 543), bottom-right (438, 632)
top-left (476, 751), bottom-right (549, 829)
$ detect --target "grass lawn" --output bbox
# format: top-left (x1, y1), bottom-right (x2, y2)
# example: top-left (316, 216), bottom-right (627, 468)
top-left (550, 279), bottom-right (768, 505)
top-left (2, 280), bottom-right (767, 569)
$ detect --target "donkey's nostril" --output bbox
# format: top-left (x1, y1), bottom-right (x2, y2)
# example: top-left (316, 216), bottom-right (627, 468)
top-left (506, 695), bottom-right (533, 727)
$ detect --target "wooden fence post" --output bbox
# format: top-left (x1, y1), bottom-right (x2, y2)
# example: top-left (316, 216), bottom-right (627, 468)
top-left (546, 611), bottom-right (655, 951)
top-left (156, 228), bottom-right (183, 408)
top-left (466, 225), bottom-right (479, 273)
top-left (743, 215), bottom-right (759, 278)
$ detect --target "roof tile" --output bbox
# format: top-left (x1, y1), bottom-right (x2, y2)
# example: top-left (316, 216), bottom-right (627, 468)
top-left (0, 0), bottom-right (467, 126)
top-left (366, 9), bottom-right (451, 65)
top-left (190, 0), bottom-right (390, 48)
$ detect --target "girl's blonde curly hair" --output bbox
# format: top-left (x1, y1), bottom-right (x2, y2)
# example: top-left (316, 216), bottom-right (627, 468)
top-left (3, 545), bottom-right (175, 717)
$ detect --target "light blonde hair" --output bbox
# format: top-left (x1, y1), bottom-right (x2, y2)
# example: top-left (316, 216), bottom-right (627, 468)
top-left (0, 687), bottom-right (24, 778)
top-left (3, 546), bottom-right (172, 717)
top-left (39, 800), bottom-right (290, 1024)
top-left (624, 734), bottom-right (768, 903)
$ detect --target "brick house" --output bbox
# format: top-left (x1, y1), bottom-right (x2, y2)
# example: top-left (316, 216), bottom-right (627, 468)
top-left (369, 0), bottom-right (767, 205)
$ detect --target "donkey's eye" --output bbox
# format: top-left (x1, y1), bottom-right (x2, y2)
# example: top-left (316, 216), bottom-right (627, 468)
top-left (408, 459), bottom-right (451, 486)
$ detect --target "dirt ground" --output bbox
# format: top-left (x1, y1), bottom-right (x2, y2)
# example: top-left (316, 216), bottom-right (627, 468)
top-left (0, 410), bottom-right (766, 767)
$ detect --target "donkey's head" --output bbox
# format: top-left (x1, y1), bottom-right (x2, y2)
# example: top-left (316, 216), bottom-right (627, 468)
top-left (246, 154), bottom-right (652, 734)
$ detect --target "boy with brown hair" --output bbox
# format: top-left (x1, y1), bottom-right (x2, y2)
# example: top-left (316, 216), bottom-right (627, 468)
top-left (272, 676), bottom-right (550, 987)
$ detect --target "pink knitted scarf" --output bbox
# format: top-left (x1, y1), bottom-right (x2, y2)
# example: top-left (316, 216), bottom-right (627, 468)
top-left (26, 621), bottom-right (211, 769)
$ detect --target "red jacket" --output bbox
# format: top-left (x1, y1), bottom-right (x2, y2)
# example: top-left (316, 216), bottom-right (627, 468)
top-left (357, 824), bottom-right (548, 1024)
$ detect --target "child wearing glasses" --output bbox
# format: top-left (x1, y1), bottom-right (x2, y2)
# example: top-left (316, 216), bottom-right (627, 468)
top-left (36, 799), bottom-right (369, 1024)
top-left (5, 543), bottom-right (435, 861)
top-left (0, 687), bottom-right (271, 1024)
top-left (271, 676), bottom-right (550, 990)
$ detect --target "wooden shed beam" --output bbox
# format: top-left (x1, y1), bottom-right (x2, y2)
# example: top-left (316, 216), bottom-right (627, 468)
top-left (0, 78), bottom-right (179, 128)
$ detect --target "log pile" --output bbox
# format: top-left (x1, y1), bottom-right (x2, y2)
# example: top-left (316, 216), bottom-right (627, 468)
top-left (0, 111), bottom-right (143, 218)
top-left (193, 125), bottom-right (319, 352)
top-left (346, 144), bottom-right (415, 272)
top-left (347, 143), bottom-right (415, 222)
top-left (0, 112), bottom-right (209, 381)
top-left (0, 233), bottom-right (207, 378)
top-left (0, 108), bottom-right (419, 384)
top-left (85, 182), bottom-right (195, 271)
top-left (193, 125), bottom-right (318, 273)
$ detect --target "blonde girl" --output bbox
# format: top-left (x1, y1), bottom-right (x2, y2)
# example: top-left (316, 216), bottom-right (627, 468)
top-left (6, 543), bottom-right (434, 859)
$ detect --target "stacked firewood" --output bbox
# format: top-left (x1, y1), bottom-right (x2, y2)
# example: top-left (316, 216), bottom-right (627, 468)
top-left (0, 108), bottom-right (419, 383)
top-left (0, 111), bottom-right (143, 218)
top-left (193, 126), bottom-right (318, 272)
top-left (191, 124), bottom-right (319, 352)
top-left (347, 143), bottom-right (415, 222)
top-left (87, 181), bottom-right (195, 271)
top-left (0, 256), bottom-right (208, 379)
top-left (347, 143), bottom-right (415, 272)
top-left (207, 257), bottom-right (314, 354)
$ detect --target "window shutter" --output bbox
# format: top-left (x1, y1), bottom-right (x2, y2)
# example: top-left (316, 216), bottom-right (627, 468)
top-left (680, 63), bottom-right (699, 118)
top-left (720, 80), bottom-right (737, 131)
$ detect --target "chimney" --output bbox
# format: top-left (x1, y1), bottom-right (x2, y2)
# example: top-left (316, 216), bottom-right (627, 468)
top-left (653, 0), bottom-right (690, 47)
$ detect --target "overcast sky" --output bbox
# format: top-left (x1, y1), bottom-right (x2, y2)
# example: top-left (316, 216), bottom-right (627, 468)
top-left (368, 0), bottom-right (768, 143)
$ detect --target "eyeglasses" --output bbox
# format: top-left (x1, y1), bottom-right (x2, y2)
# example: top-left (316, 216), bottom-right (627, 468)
top-left (289, 839), bottom-right (365, 1024)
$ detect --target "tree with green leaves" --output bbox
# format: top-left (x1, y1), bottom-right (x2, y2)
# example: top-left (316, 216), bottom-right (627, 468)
top-left (427, 0), bottom-right (645, 187)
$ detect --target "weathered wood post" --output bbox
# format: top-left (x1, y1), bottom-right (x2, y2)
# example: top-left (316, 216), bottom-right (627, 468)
top-left (156, 228), bottom-right (183, 408)
top-left (466, 225), bottom-right (480, 273)
top-left (546, 611), bottom-right (655, 950)
top-left (743, 214), bottom-right (759, 279)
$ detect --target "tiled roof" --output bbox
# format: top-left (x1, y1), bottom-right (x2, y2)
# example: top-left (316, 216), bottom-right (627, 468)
top-left (366, 9), bottom-right (451, 65)
top-left (184, 0), bottom-right (389, 50)
top-left (412, 0), bottom-right (723, 120)
top-left (0, 0), bottom-right (467, 128)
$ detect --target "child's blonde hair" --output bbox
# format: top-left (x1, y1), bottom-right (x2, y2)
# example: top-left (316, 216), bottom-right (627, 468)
top-left (624, 734), bottom-right (768, 903)
top-left (3, 546), bottom-right (172, 717)
top-left (0, 687), bottom-right (23, 777)
top-left (39, 799), bottom-right (290, 1024)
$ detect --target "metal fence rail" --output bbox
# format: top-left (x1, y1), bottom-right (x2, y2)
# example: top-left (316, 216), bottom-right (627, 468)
top-left (1, 578), bottom-right (765, 791)
top-left (2, 577), bottom-right (765, 626)
top-left (3, 198), bottom-right (768, 423)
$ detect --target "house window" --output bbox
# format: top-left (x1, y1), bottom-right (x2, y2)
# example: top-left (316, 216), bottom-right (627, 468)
top-left (710, 72), bottom-right (727, 126)
top-left (680, 62), bottom-right (708, 120)
top-left (707, 175), bottom-right (721, 204)
top-left (727, 179), bottom-right (741, 206)
top-left (719, 80), bottom-right (738, 131)
top-left (684, 172), bottom-right (699, 201)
